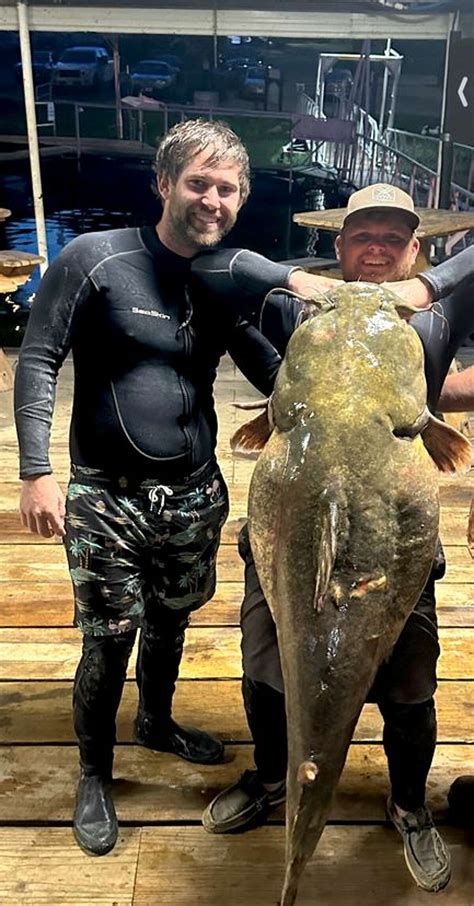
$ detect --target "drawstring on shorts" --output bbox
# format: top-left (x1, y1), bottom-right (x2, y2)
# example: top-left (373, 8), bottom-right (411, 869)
top-left (148, 485), bottom-right (173, 514)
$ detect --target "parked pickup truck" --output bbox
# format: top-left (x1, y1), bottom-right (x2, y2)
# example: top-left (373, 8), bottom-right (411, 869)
top-left (52, 46), bottom-right (112, 88)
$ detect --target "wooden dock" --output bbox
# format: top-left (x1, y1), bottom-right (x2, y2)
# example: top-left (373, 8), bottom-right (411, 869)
top-left (0, 351), bottom-right (473, 905)
top-left (0, 135), bottom-right (156, 163)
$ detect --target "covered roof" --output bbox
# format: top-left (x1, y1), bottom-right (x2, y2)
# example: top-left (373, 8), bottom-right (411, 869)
top-left (0, 0), bottom-right (456, 38)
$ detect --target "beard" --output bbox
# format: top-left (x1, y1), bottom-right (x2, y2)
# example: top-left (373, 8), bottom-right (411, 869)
top-left (340, 252), bottom-right (414, 284)
top-left (168, 200), bottom-right (236, 251)
top-left (358, 261), bottom-right (412, 283)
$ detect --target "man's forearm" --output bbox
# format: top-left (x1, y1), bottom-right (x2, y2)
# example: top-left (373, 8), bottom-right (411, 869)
top-left (419, 244), bottom-right (474, 302)
top-left (13, 237), bottom-right (90, 478)
top-left (14, 354), bottom-right (56, 479)
top-left (438, 365), bottom-right (474, 412)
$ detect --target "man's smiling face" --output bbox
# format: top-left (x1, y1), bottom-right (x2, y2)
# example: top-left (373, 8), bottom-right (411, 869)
top-left (336, 211), bottom-right (420, 283)
top-left (157, 147), bottom-right (242, 256)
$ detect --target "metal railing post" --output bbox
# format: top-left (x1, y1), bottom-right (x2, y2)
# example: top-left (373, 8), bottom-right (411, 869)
top-left (74, 103), bottom-right (81, 172)
top-left (438, 132), bottom-right (454, 209)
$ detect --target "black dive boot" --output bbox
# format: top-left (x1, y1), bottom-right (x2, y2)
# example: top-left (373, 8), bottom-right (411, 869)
top-left (134, 611), bottom-right (224, 765)
top-left (73, 773), bottom-right (118, 856)
top-left (72, 633), bottom-right (135, 855)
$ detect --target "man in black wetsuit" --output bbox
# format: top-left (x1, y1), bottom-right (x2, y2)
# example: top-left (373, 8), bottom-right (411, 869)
top-left (202, 184), bottom-right (474, 895)
top-left (14, 119), bottom-right (333, 856)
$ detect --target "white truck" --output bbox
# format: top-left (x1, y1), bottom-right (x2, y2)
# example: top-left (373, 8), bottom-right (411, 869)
top-left (52, 46), bottom-right (112, 88)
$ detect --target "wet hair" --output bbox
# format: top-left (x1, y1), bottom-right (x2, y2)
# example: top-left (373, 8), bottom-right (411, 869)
top-left (154, 118), bottom-right (250, 205)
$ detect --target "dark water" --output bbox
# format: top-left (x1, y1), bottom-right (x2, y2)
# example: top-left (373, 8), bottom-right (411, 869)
top-left (0, 155), bottom-right (343, 345)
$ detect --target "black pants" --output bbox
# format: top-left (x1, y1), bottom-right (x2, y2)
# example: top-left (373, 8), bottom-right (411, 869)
top-left (73, 607), bottom-right (191, 777)
top-left (243, 676), bottom-right (436, 810)
top-left (239, 524), bottom-right (444, 811)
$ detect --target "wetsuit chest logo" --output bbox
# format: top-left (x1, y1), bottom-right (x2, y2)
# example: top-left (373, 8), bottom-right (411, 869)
top-left (132, 307), bottom-right (171, 321)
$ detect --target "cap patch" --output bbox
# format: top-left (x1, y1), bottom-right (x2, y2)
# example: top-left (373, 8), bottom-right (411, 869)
top-left (372, 185), bottom-right (396, 202)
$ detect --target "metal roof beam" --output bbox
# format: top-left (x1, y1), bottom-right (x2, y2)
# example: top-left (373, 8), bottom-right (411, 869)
top-left (0, 5), bottom-right (452, 38)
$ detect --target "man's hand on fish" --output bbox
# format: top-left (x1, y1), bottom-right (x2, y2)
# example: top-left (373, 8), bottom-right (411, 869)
top-left (19, 474), bottom-right (66, 538)
top-left (381, 276), bottom-right (434, 318)
top-left (287, 270), bottom-right (340, 298)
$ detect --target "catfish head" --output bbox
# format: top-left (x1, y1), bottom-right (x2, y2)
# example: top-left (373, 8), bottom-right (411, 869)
top-left (231, 283), bottom-right (471, 475)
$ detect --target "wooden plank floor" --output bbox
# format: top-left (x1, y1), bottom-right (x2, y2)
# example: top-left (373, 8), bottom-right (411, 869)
top-left (0, 351), bottom-right (473, 905)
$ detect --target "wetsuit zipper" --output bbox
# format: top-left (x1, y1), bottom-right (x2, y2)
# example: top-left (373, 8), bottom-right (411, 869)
top-left (178, 288), bottom-right (194, 462)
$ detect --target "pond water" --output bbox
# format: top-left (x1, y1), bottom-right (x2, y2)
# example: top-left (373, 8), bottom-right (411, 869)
top-left (0, 155), bottom-right (344, 345)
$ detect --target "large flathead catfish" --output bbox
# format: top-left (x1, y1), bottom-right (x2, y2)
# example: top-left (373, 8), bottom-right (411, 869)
top-left (232, 283), bottom-right (471, 906)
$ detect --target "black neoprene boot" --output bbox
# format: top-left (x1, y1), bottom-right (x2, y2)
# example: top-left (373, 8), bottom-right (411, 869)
top-left (72, 633), bottom-right (135, 854)
top-left (73, 773), bottom-right (118, 856)
top-left (135, 610), bottom-right (224, 764)
top-left (135, 714), bottom-right (224, 764)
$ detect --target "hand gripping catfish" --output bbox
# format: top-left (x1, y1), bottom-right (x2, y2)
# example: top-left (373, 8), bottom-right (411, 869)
top-left (232, 283), bottom-right (471, 906)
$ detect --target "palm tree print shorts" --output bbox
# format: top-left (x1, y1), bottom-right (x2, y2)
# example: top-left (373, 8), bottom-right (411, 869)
top-left (64, 460), bottom-right (229, 636)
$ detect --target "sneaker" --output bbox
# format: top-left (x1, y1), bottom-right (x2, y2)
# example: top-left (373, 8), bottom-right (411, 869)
top-left (202, 770), bottom-right (286, 834)
top-left (387, 796), bottom-right (451, 892)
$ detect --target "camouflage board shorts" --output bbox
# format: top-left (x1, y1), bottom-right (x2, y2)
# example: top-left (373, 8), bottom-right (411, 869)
top-left (64, 460), bottom-right (229, 636)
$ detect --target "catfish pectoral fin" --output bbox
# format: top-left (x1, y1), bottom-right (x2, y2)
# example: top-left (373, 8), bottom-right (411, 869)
top-left (230, 410), bottom-right (273, 458)
top-left (422, 414), bottom-right (472, 473)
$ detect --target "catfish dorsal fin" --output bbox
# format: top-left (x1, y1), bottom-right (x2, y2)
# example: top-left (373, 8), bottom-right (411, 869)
top-left (422, 414), bottom-right (472, 473)
top-left (230, 410), bottom-right (273, 459)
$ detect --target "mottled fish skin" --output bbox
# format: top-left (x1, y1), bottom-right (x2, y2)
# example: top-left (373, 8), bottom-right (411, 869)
top-left (248, 283), bottom-right (440, 906)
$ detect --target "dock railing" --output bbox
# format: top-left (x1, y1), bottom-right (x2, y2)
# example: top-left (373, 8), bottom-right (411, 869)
top-left (2, 95), bottom-right (473, 214)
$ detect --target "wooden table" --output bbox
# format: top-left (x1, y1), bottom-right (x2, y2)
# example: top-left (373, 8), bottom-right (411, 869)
top-left (0, 216), bottom-right (44, 392)
top-left (293, 208), bottom-right (474, 275)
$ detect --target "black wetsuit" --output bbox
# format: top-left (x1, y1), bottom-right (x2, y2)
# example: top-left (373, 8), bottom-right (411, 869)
top-left (15, 228), bottom-right (293, 481)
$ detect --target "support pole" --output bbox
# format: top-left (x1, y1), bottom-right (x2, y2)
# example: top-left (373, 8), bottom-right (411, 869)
top-left (378, 38), bottom-right (391, 133)
top-left (112, 35), bottom-right (123, 140)
top-left (74, 103), bottom-right (82, 172)
top-left (17, 0), bottom-right (48, 273)
top-left (212, 1), bottom-right (218, 70)
top-left (438, 132), bottom-right (454, 209)
top-left (436, 12), bottom-right (457, 207)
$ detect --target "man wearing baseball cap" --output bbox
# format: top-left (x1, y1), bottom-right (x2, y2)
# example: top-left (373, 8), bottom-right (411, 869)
top-left (344, 182), bottom-right (420, 229)
top-left (201, 182), bottom-right (474, 894)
